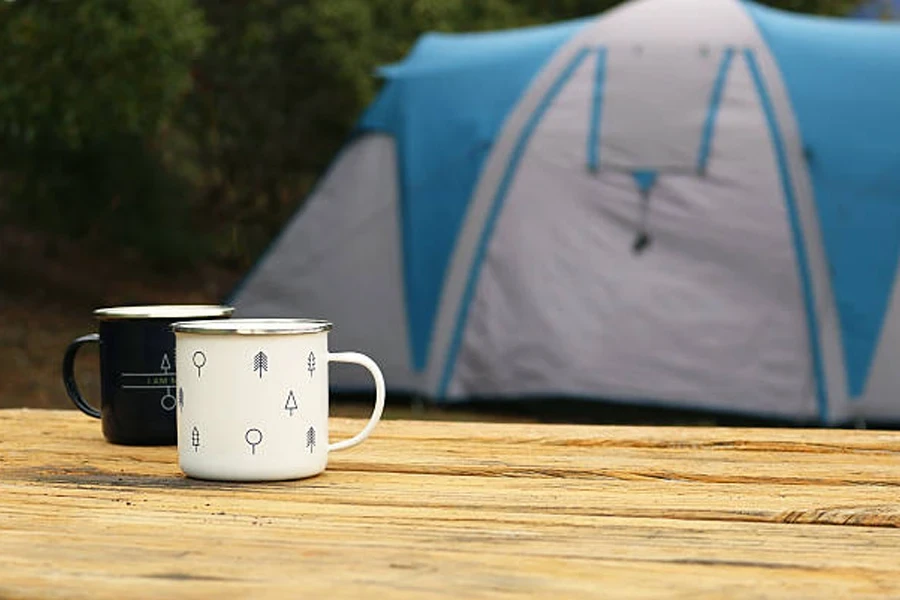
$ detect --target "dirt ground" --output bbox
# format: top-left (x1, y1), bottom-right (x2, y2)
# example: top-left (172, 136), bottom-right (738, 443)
top-left (1, 224), bottom-right (822, 427)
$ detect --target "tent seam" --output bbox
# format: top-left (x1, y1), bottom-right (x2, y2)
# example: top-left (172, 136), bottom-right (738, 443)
top-left (697, 47), bottom-right (736, 174)
top-left (744, 47), bottom-right (829, 423)
top-left (437, 47), bottom-right (592, 398)
top-left (587, 48), bottom-right (607, 172)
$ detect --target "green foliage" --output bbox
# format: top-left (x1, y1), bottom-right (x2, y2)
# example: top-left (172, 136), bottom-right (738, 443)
top-left (180, 0), bottom-right (535, 265)
top-left (0, 0), bottom-right (209, 265)
top-left (0, 0), bottom-right (208, 147)
top-left (0, 0), bottom-right (868, 270)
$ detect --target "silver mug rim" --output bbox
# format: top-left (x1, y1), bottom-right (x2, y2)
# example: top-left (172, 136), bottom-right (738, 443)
top-left (171, 318), bottom-right (333, 335)
top-left (93, 305), bottom-right (235, 321)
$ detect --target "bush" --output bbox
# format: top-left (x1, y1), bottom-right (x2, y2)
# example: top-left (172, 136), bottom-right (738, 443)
top-left (0, 0), bottom-right (209, 266)
top-left (179, 0), bottom-right (536, 267)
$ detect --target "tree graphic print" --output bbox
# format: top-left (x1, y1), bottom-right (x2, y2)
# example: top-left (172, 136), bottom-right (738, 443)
top-left (307, 351), bottom-right (316, 377)
top-left (284, 390), bottom-right (298, 415)
top-left (306, 426), bottom-right (316, 453)
top-left (252, 351), bottom-right (268, 378)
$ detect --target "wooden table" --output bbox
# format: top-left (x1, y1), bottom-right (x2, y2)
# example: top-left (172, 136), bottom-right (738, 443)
top-left (2, 409), bottom-right (900, 598)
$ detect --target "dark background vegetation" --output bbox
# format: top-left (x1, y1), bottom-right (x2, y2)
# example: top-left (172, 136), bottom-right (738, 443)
top-left (0, 0), bottom-right (866, 420)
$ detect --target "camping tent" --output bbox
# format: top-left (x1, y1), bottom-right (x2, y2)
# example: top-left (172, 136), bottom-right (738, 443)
top-left (228, 0), bottom-right (900, 425)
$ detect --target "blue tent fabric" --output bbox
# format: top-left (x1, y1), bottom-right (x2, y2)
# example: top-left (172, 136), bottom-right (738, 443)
top-left (632, 170), bottom-right (659, 196)
top-left (697, 47), bottom-right (736, 174)
top-left (358, 18), bottom-right (592, 371)
top-left (437, 47), bottom-right (594, 397)
top-left (747, 2), bottom-right (900, 398)
top-left (587, 48), bottom-right (607, 172)
top-left (743, 46), bottom-right (829, 420)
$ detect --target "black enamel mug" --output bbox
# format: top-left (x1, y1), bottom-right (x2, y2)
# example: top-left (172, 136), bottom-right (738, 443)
top-left (63, 305), bottom-right (234, 445)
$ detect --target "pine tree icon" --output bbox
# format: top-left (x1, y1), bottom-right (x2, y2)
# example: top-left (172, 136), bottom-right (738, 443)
top-left (285, 390), bottom-right (298, 415)
top-left (253, 351), bottom-right (268, 378)
top-left (306, 426), bottom-right (316, 453)
top-left (307, 351), bottom-right (316, 377)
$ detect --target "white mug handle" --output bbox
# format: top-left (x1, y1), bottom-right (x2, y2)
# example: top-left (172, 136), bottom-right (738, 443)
top-left (327, 351), bottom-right (386, 452)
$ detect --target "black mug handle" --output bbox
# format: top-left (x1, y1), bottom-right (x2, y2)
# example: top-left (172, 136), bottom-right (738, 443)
top-left (63, 333), bottom-right (101, 418)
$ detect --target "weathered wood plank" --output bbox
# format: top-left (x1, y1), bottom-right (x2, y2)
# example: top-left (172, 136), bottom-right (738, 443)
top-left (2, 409), bottom-right (900, 599)
top-left (5, 465), bottom-right (900, 528)
top-left (8, 406), bottom-right (900, 447)
top-left (3, 497), bottom-right (900, 599)
top-left (4, 410), bottom-right (900, 528)
top-left (7, 410), bottom-right (900, 480)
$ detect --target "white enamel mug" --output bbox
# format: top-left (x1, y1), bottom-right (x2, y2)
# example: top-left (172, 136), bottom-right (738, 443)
top-left (171, 318), bottom-right (385, 481)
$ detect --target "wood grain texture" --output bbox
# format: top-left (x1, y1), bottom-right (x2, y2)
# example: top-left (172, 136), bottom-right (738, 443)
top-left (2, 409), bottom-right (900, 599)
